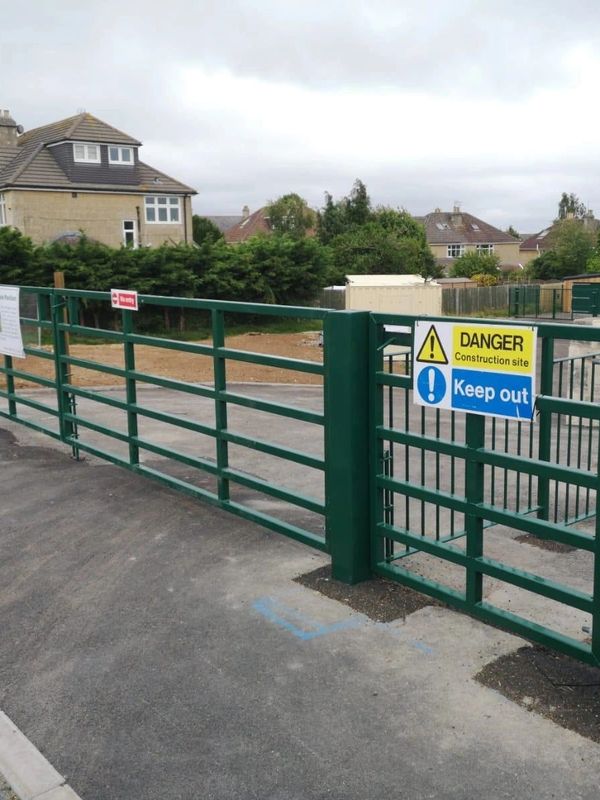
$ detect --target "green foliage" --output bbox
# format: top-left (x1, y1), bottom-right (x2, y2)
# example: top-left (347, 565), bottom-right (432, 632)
top-left (317, 179), bottom-right (372, 244)
top-left (0, 227), bottom-right (329, 330)
top-left (266, 193), bottom-right (316, 239)
top-left (528, 219), bottom-right (595, 280)
top-left (506, 225), bottom-right (520, 238)
top-left (192, 215), bottom-right (223, 246)
top-left (450, 250), bottom-right (501, 278)
top-left (315, 184), bottom-right (437, 281)
top-left (471, 272), bottom-right (499, 286)
top-left (558, 192), bottom-right (587, 220)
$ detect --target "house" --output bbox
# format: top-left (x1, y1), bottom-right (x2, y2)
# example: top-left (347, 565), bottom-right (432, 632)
top-left (224, 206), bottom-right (272, 243)
top-left (205, 206), bottom-right (247, 234)
top-left (417, 205), bottom-right (521, 272)
top-left (519, 211), bottom-right (600, 266)
top-left (0, 109), bottom-right (196, 248)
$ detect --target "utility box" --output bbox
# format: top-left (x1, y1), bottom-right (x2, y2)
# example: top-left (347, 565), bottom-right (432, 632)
top-left (345, 274), bottom-right (442, 315)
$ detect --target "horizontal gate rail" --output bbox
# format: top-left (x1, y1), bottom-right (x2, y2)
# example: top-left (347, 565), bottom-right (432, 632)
top-left (1, 286), bottom-right (334, 559)
top-left (370, 312), bottom-right (600, 667)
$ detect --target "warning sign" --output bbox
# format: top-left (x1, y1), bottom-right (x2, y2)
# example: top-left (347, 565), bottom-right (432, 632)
top-left (415, 324), bottom-right (448, 364)
top-left (413, 320), bottom-right (537, 421)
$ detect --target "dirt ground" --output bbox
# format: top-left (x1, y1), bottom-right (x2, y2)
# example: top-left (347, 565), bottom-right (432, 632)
top-left (4, 331), bottom-right (324, 389)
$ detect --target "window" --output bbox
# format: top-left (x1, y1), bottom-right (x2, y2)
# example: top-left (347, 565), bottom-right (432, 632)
top-left (144, 196), bottom-right (181, 223)
top-left (73, 143), bottom-right (100, 163)
top-left (476, 244), bottom-right (494, 254)
top-left (109, 146), bottom-right (133, 164)
top-left (471, 223), bottom-right (480, 231)
top-left (447, 244), bottom-right (465, 258)
top-left (0, 193), bottom-right (6, 226)
top-left (435, 222), bottom-right (450, 231)
top-left (123, 220), bottom-right (138, 248)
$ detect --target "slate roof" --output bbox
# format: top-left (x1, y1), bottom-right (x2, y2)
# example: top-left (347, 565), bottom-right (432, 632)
top-left (422, 210), bottom-right (518, 245)
top-left (206, 215), bottom-right (244, 233)
top-left (225, 207), bottom-right (272, 243)
top-left (0, 112), bottom-right (195, 195)
top-left (520, 217), bottom-right (600, 252)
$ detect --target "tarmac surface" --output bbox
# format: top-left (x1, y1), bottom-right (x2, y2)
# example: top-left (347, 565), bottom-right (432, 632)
top-left (2, 416), bottom-right (600, 799)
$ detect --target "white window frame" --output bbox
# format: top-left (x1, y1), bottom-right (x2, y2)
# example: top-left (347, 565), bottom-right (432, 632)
top-left (476, 244), bottom-right (495, 254)
top-left (122, 220), bottom-right (138, 248)
top-left (447, 244), bottom-right (465, 258)
top-left (0, 193), bottom-right (7, 226)
top-left (109, 146), bottom-right (134, 165)
top-left (144, 196), bottom-right (181, 224)
top-left (73, 142), bottom-right (101, 163)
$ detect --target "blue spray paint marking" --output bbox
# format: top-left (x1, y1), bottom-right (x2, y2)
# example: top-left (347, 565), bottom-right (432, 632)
top-left (253, 596), bottom-right (436, 655)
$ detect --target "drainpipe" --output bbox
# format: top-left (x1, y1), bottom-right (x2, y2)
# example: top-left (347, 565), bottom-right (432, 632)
top-left (183, 195), bottom-right (189, 244)
top-left (135, 205), bottom-right (142, 247)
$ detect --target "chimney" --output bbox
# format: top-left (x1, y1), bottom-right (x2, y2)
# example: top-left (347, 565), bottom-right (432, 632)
top-left (583, 210), bottom-right (595, 230)
top-left (0, 109), bottom-right (19, 147)
top-left (566, 211), bottom-right (575, 220)
top-left (451, 201), bottom-right (462, 226)
top-left (242, 205), bottom-right (250, 219)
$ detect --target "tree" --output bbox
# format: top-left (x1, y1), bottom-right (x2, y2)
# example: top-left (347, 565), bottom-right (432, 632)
top-left (450, 251), bottom-right (501, 278)
top-left (192, 215), bottom-right (223, 246)
top-left (557, 192), bottom-right (587, 221)
top-left (266, 193), bottom-right (316, 239)
top-left (528, 219), bottom-right (596, 280)
top-left (506, 225), bottom-right (520, 238)
top-left (317, 179), bottom-right (372, 244)
top-left (327, 220), bottom-right (438, 283)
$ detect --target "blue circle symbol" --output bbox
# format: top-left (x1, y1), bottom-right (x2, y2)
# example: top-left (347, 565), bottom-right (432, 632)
top-left (417, 366), bottom-right (446, 405)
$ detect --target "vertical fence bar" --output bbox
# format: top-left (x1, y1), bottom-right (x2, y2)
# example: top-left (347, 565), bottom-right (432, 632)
top-left (212, 309), bottom-right (230, 502)
top-left (324, 310), bottom-right (371, 583)
top-left (4, 355), bottom-right (16, 417)
top-left (465, 413), bottom-right (485, 605)
top-left (537, 336), bottom-right (554, 520)
top-left (50, 289), bottom-right (75, 448)
top-left (122, 309), bottom-right (139, 466)
top-left (592, 430), bottom-right (600, 665)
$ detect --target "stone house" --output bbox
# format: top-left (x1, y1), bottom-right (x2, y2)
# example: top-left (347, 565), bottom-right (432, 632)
top-left (416, 205), bottom-right (521, 272)
top-left (0, 109), bottom-right (196, 248)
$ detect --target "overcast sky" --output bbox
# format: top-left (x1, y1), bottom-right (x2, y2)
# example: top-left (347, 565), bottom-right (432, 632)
top-left (2, 0), bottom-right (600, 232)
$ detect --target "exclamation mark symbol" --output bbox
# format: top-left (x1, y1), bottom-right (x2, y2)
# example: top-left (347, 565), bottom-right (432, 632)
top-left (428, 368), bottom-right (435, 402)
top-left (430, 333), bottom-right (435, 360)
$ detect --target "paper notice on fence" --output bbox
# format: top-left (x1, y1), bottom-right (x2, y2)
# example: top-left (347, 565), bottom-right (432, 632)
top-left (0, 285), bottom-right (25, 358)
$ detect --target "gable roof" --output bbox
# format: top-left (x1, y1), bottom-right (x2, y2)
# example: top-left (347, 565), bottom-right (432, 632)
top-left (520, 217), bottom-right (600, 252)
top-left (422, 210), bottom-right (518, 245)
top-left (225, 207), bottom-right (271, 243)
top-left (206, 215), bottom-right (244, 233)
top-left (17, 112), bottom-right (141, 148)
top-left (0, 112), bottom-right (195, 195)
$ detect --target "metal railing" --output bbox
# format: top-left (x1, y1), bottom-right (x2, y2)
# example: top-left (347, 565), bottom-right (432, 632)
top-left (371, 314), bottom-right (600, 667)
top-left (3, 287), bottom-right (600, 666)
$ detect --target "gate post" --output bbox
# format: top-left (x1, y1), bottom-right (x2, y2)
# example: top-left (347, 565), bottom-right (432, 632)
top-left (324, 310), bottom-right (371, 584)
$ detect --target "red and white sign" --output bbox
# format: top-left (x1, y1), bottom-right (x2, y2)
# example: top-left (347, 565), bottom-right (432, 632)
top-left (111, 289), bottom-right (138, 311)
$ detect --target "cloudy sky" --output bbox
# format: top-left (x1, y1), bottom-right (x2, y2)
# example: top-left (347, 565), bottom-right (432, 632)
top-left (2, 0), bottom-right (600, 232)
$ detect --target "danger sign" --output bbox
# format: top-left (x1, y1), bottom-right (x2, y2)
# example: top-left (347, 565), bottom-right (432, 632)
top-left (413, 320), bottom-right (537, 420)
top-left (111, 289), bottom-right (138, 311)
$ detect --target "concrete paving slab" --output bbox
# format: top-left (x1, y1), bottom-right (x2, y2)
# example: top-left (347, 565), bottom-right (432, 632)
top-left (1, 420), bottom-right (600, 799)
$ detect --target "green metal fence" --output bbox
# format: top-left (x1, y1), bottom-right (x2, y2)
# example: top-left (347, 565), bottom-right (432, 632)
top-left (371, 314), bottom-right (600, 666)
top-left (509, 285), bottom-right (572, 320)
top-left (0, 288), bottom-right (372, 579)
top-left (2, 287), bottom-right (600, 666)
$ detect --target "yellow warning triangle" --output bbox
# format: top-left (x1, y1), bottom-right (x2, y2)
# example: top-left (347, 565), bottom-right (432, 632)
top-left (416, 324), bottom-right (448, 364)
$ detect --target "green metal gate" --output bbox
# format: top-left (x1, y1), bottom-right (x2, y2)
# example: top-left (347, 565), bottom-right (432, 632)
top-left (370, 314), bottom-right (600, 666)
top-left (3, 286), bottom-right (600, 666)
top-left (572, 283), bottom-right (600, 317)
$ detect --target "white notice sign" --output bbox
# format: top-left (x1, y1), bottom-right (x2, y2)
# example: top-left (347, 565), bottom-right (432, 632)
top-left (0, 285), bottom-right (25, 359)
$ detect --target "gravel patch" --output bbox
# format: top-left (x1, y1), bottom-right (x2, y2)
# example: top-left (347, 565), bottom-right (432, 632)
top-left (295, 564), bottom-right (437, 622)
top-left (476, 645), bottom-right (600, 742)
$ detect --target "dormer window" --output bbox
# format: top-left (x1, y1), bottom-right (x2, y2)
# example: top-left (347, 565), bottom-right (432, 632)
top-left (109, 146), bottom-right (133, 164)
top-left (73, 143), bottom-right (100, 163)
